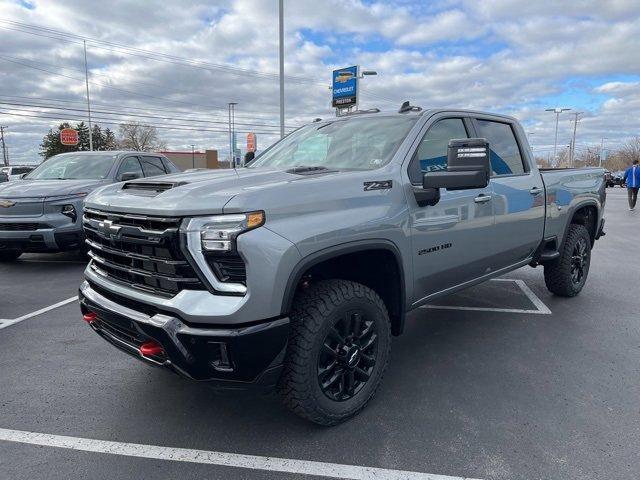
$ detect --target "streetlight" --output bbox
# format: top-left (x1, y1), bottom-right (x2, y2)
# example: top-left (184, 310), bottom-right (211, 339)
top-left (359, 70), bottom-right (377, 78)
top-left (545, 107), bottom-right (571, 165)
top-left (190, 144), bottom-right (195, 169)
top-left (600, 137), bottom-right (608, 167)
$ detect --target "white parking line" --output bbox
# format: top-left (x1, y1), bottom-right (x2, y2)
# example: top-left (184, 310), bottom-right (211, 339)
top-left (422, 278), bottom-right (551, 315)
top-left (0, 297), bottom-right (77, 330)
top-left (0, 428), bottom-right (480, 480)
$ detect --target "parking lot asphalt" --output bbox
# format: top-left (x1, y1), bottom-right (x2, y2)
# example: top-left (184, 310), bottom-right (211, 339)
top-left (1, 188), bottom-right (639, 480)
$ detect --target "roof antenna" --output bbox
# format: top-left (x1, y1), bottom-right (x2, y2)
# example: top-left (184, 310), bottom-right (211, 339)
top-left (398, 101), bottom-right (422, 113)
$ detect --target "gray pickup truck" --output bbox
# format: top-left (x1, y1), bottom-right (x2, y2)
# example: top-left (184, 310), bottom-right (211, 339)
top-left (0, 151), bottom-right (179, 260)
top-left (78, 108), bottom-right (605, 425)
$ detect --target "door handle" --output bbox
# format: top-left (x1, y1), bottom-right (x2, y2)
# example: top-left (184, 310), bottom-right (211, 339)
top-left (529, 187), bottom-right (543, 195)
top-left (474, 194), bottom-right (492, 203)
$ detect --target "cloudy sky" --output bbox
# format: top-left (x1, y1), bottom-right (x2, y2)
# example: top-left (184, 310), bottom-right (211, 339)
top-left (0, 0), bottom-right (638, 164)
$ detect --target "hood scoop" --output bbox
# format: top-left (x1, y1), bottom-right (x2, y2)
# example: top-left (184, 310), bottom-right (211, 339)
top-left (122, 181), bottom-right (188, 196)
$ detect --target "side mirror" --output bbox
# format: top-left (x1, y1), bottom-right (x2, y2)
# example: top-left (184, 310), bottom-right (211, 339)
top-left (416, 138), bottom-right (490, 207)
top-left (244, 151), bottom-right (255, 165)
top-left (119, 171), bottom-right (141, 182)
top-left (20, 173), bottom-right (28, 179)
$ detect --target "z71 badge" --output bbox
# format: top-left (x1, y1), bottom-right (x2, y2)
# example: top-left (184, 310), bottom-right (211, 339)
top-left (363, 180), bottom-right (392, 191)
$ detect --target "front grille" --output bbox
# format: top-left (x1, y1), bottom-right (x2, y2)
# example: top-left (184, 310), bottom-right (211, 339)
top-left (0, 222), bottom-right (48, 231)
top-left (83, 208), bottom-right (205, 297)
top-left (206, 254), bottom-right (247, 284)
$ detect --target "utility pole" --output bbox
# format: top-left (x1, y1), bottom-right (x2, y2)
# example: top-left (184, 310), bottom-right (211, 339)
top-left (191, 144), bottom-right (195, 169)
top-left (83, 41), bottom-right (93, 151)
top-left (0, 126), bottom-right (7, 166)
top-left (278, 0), bottom-right (285, 139)
top-left (569, 112), bottom-right (583, 167)
top-left (545, 107), bottom-right (571, 166)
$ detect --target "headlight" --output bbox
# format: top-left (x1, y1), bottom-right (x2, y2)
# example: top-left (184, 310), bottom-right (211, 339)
top-left (183, 211), bottom-right (265, 252)
top-left (61, 204), bottom-right (77, 222)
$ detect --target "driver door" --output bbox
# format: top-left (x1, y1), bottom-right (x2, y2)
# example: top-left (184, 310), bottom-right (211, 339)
top-left (407, 116), bottom-right (496, 305)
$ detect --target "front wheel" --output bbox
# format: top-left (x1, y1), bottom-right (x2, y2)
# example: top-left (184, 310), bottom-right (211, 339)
top-left (0, 250), bottom-right (22, 262)
top-left (544, 224), bottom-right (591, 297)
top-left (278, 279), bottom-right (391, 426)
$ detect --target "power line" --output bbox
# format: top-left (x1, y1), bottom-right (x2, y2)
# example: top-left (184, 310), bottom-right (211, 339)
top-left (0, 18), bottom-right (399, 108)
top-left (0, 101), bottom-right (296, 130)
top-left (0, 109), bottom-right (286, 136)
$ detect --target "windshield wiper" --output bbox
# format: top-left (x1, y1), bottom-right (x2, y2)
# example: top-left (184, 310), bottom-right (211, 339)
top-left (287, 165), bottom-right (338, 175)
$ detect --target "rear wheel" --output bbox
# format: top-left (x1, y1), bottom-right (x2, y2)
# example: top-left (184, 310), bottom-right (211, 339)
top-left (278, 279), bottom-right (391, 426)
top-left (544, 224), bottom-right (591, 297)
top-left (0, 250), bottom-right (22, 262)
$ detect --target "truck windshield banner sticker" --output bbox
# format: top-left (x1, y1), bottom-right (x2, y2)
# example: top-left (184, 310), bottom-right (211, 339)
top-left (332, 66), bottom-right (358, 108)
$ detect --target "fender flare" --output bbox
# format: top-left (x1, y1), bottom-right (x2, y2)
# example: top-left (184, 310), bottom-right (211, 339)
top-left (561, 199), bottom-right (600, 249)
top-left (280, 239), bottom-right (407, 334)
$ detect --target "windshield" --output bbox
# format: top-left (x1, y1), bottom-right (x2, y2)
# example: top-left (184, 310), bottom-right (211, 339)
top-left (26, 153), bottom-right (118, 180)
top-left (249, 116), bottom-right (417, 170)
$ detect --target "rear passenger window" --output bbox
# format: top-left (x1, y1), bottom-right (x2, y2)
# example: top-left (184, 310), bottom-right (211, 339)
top-left (408, 118), bottom-right (468, 184)
top-left (474, 120), bottom-right (525, 176)
top-left (140, 156), bottom-right (167, 177)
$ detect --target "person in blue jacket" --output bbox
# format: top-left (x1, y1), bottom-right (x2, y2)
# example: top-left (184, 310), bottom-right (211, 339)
top-left (623, 159), bottom-right (640, 211)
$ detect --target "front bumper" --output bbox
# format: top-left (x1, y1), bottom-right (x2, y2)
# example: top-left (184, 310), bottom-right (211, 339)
top-left (78, 281), bottom-right (290, 387)
top-left (0, 213), bottom-right (83, 252)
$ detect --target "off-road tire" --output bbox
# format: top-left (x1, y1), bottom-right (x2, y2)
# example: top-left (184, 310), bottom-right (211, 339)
top-left (544, 224), bottom-right (591, 297)
top-left (278, 279), bottom-right (391, 426)
top-left (0, 250), bottom-right (22, 262)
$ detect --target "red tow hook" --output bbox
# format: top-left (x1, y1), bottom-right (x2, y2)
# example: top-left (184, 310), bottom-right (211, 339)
top-left (83, 312), bottom-right (97, 323)
top-left (140, 341), bottom-right (165, 358)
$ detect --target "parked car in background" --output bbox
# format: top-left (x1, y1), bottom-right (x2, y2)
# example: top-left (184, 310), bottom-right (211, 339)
top-left (610, 171), bottom-right (625, 187)
top-left (604, 170), bottom-right (613, 187)
top-left (0, 165), bottom-right (36, 182)
top-left (0, 151), bottom-right (179, 261)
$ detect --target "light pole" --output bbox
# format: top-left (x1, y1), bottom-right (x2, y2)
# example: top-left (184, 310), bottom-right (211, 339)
top-left (83, 41), bottom-right (93, 151)
top-left (278, 0), bottom-right (284, 139)
top-left (190, 144), bottom-right (195, 169)
top-left (228, 102), bottom-right (237, 167)
top-left (599, 137), bottom-right (607, 167)
top-left (545, 107), bottom-right (571, 166)
top-left (569, 112), bottom-right (583, 167)
top-left (0, 126), bottom-right (8, 166)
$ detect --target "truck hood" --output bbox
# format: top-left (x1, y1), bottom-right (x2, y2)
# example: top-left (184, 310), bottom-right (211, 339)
top-left (85, 167), bottom-right (345, 216)
top-left (0, 179), bottom-right (108, 199)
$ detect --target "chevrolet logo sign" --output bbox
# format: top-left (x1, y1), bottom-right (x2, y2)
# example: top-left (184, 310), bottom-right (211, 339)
top-left (97, 219), bottom-right (121, 236)
top-left (0, 200), bottom-right (15, 208)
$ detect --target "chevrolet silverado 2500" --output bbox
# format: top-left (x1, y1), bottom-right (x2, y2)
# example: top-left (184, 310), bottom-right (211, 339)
top-left (78, 108), bottom-right (606, 425)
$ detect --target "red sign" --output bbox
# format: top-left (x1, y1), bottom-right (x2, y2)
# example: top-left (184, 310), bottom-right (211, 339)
top-left (246, 133), bottom-right (257, 153)
top-left (60, 128), bottom-right (79, 145)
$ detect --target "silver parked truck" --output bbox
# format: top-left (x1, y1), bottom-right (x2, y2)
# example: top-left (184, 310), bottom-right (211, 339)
top-left (78, 108), bottom-right (606, 425)
top-left (0, 151), bottom-right (179, 260)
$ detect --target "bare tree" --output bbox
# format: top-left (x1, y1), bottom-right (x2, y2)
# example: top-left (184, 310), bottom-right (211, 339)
top-left (118, 122), bottom-right (167, 151)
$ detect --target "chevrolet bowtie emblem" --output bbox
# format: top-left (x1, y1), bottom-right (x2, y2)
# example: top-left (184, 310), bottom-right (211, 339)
top-left (0, 200), bottom-right (15, 208)
top-left (97, 219), bottom-right (121, 236)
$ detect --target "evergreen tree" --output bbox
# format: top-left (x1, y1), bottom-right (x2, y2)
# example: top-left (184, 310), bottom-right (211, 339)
top-left (39, 122), bottom-right (76, 159)
top-left (76, 122), bottom-right (90, 151)
top-left (39, 122), bottom-right (117, 159)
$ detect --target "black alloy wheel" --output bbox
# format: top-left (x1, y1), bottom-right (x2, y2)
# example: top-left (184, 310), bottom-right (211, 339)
top-left (317, 311), bottom-right (378, 401)
top-left (570, 237), bottom-right (589, 286)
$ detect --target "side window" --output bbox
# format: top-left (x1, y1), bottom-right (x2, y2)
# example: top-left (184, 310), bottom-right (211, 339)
top-left (140, 156), bottom-right (167, 177)
top-left (117, 156), bottom-right (143, 180)
top-left (474, 119), bottom-right (525, 176)
top-left (408, 118), bottom-right (468, 184)
top-left (161, 157), bottom-right (180, 173)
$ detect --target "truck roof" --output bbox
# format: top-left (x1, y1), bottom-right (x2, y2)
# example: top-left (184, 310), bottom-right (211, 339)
top-left (327, 107), bottom-right (518, 124)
